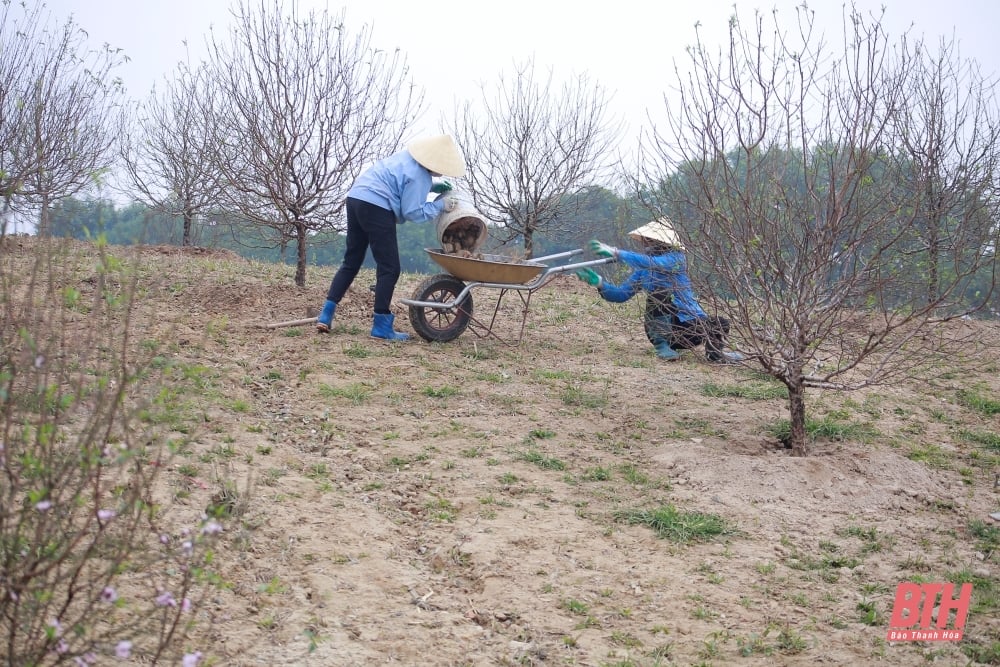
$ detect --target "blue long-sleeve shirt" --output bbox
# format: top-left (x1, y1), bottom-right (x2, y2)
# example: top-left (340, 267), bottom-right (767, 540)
top-left (347, 149), bottom-right (446, 224)
top-left (598, 248), bottom-right (707, 322)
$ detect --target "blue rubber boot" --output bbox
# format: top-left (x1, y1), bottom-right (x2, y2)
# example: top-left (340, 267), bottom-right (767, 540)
top-left (316, 300), bottom-right (336, 333)
top-left (371, 313), bottom-right (411, 341)
top-left (654, 342), bottom-right (680, 361)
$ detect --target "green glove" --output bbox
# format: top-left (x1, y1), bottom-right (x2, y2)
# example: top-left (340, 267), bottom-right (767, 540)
top-left (430, 180), bottom-right (453, 194)
top-left (575, 268), bottom-right (602, 287)
top-left (589, 239), bottom-right (619, 258)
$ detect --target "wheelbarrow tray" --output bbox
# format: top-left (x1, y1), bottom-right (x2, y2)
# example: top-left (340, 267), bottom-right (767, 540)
top-left (424, 248), bottom-right (545, 284)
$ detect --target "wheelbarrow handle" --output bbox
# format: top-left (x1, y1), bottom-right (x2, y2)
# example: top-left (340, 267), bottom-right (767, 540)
top-left (532, 249), bottom-right (584, 264)
top-left (541, 255), bottom-right (617, 277)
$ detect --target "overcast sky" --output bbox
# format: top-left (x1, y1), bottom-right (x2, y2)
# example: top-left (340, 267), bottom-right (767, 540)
top-left (35, 0), bottom-right (1000, 155)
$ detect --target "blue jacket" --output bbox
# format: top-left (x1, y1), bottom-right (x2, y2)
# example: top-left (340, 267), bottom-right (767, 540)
top-left (348, 149), bottom-right (447, 224)
top-left (598, 248), bottom-right (707, 322)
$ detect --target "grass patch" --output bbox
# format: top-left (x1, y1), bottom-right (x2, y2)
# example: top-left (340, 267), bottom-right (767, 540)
top-left (906, 443), bottom-right (952, 468)
top-left (956, 388), bottom-right (1000, 416)
top-left (967, 520), bottom-right (1000, 558)
top-left (767, 414), bottom-right (878, 444)
top-left (958, 428), bottom-right (1000, 451)
top-left (318, 382), bottom-right (371, 405)
top-left (423, 385), bottom-right (460, 398)
top-left (701, 381), bottom-right (787, 400)
top-left (519, 449), bottom-right (566, 470)
top-left (583, 466), bottom-right (612, 481)
top-left (560, 384), bottom-right (607, 409)
top-left (342, 342), bottom-right (371, 359)
top-left (615, 505), bottom-right (735, 544)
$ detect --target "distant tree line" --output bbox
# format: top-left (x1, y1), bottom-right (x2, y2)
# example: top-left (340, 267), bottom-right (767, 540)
top-left (42, 184), bottom-right (638, 274)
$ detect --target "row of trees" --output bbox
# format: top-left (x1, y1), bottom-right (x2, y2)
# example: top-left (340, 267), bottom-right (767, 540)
top-left (3, 0), bottom-right (621, 289)
top-left (43, 185), bottom-right (635, 273)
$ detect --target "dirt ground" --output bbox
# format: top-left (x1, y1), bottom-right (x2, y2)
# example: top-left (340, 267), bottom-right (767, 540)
top-left (12, 240), bottom-right (1000, 666)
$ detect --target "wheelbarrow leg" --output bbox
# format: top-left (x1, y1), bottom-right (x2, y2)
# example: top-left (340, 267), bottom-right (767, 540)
top-left (464, 288), bottom-right (535, 346)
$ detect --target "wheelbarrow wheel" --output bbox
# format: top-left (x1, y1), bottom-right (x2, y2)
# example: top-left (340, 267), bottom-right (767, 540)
top-left (408, 274), bottom-right (473, 343)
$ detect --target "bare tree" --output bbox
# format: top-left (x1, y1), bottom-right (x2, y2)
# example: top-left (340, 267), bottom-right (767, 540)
top-left (893, 37), bottom-right (1000, 307)
top-left (0, 0), bottom-right (43, 222)
top-left (204, 0), bottom-right (422, 287)
top-left (449, 58), bottom-right (622, 258)
top-left (639, 6), bottom-right (999, 455)
top-left (0, 0), bottom-right (124, 235)
top-left (120, 59), bottom-right (223, 246)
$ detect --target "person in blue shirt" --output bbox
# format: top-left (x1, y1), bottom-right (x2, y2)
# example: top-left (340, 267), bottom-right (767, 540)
top-left (316, 135), bottom-right (466, 340)
top-left (575, 218), bottom-right (745, 364)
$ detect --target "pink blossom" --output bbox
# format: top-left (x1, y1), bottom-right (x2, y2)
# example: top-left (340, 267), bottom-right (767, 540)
top-left (182, 598), bottom-right (192, 613)
top-left (100, 586), bottom-right (117, 603)
top-left (154, 591), bottom-right (176, 607)
top-left (182, 651), bottom-right (203, 667)
top-left (97, 509), bottom-right (116, 523)
top-left (115, 641), bottom-right (132, 658)
top-left (201, 520), bottom-right (223, 536)
top-left (35, 500), bottom-right (52, 512)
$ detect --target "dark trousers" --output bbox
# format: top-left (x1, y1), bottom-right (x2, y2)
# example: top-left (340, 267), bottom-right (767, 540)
top-left (326, 197), bottom-right (400, 314)
top-left (646, 314), bottom-right (730, 354)
top-left (671, 315), bottom-right (731, 355)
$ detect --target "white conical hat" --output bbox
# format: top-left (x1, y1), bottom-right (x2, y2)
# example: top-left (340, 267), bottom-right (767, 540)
top-left (407, 134), bottom-right (466, 178)
top-left (628, 217), bottom-right (684, 249)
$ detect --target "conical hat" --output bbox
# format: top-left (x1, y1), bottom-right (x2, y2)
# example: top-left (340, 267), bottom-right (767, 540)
top-left (407, 135), bottom-right (466, 178)
top-left (628, 217), bottom-right (684, 249)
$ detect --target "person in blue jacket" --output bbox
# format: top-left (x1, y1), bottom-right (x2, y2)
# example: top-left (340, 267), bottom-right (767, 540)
top-left (316, 134), bottom-right (466, 340)
top-left (575, 218), bottom-right (745, 363)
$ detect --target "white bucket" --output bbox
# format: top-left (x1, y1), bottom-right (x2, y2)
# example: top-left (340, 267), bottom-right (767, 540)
top-left (435, 196), bottom-right (487, 254)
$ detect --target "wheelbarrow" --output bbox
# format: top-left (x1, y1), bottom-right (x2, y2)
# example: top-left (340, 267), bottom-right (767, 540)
top-left (400, 247), bottom-right (615, 344)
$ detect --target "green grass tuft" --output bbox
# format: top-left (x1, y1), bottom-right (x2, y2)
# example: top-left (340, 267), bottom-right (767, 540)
top-left (701, 381), bottom-right (788, 400)
top-left (957, 388), bottom-right (1000, 416)
top-left (615, 505), bottom-right (735, 544)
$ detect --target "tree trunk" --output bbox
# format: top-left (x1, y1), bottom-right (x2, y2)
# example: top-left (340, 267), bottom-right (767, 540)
top-left (524, 224), bottom-right (535, 259)
top-left (183, 214), bottom-right (192, 247)
top-left (786, 379), bottom-right (808, 456)
top-left (37, 192), bottom-right (51, 237)
top-left (294, 223), bottom-right (308, 288)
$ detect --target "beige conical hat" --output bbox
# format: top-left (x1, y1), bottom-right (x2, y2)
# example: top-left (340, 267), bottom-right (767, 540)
top-left (628, 217), bottom-right (684, 249)
top-left (407, 134), bottom-right (466, 178)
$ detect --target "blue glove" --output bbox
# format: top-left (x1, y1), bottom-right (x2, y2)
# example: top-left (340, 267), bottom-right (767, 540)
top-left (430, 180), bottom-right (453, 194)
top-left (575, 268), bottom-right (602, 287)
top-left (589, 239), bottom-right (619, 259)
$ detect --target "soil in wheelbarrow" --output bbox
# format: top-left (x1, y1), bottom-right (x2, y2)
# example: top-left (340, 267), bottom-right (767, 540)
top-left (440, 217), bottom-right (487, 259)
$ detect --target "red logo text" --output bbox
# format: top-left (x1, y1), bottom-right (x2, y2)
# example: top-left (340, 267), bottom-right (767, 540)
top-left (886, 582), bottom-right (972, 642)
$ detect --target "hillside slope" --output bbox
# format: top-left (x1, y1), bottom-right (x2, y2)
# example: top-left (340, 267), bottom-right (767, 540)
top-left (6, 239), bottom-right (999, 666)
